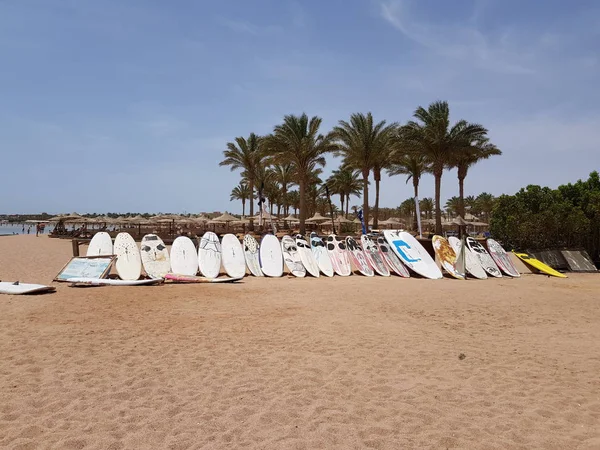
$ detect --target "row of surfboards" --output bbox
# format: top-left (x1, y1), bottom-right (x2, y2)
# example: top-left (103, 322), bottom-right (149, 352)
top-left (85, 230), bottom-right (545, 282)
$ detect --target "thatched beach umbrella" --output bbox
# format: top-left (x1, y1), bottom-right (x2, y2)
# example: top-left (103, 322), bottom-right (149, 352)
top-left (211, 212), bottom-right (239, 223)
top-left (283, 214), bottom-right (299, 223)
top-left (333, 216), bottom-right (352, 224)
top-left (305, 212), bottom-right (328, 223)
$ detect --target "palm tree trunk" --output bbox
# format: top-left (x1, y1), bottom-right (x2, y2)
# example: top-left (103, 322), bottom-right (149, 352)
top-left (362, 168), bottom-right (370, 231)
top-left (249, 179), bottom-right (255, 231)
top-left (299, 178), bottom-right (307, 235)
top-left (242, 199), bottom-right (246, 217)
top-left (458, 175), bottom-right (466, 217)
top-left (345, 195), bottom-right (350, 218)
top-left (339, 194), bottom-right (344, 214)
top-left (413, 177), bottom-right (419, 231)
top-left (373, 168), bottom-right (381, 228)
top-left (434, 167), bottom-right (443, 235)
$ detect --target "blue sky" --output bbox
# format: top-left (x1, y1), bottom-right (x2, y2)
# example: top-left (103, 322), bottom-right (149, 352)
top-left (1, 0), bottom-right (599, 214)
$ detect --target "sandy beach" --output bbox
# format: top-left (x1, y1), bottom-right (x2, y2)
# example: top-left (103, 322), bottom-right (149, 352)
top-left (1, 235), bottom-right (599, 449)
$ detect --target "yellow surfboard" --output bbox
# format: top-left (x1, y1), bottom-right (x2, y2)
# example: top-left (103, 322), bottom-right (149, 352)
top-left (513, 252), bottom-right (568, 278)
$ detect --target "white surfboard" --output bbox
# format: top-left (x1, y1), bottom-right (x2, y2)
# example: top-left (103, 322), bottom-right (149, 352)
top-left (170, 236), bottom-right (198, 276)
top-left (67, 277), bottom-right (162, 286)
top-left (345, 236), bottom-right (374, 276)
top-left (310, 233), bottom-right (334, 277)
top-left (260, 234), bottom-right (284, 277)
top-left (361, 235), bottom-right (390, 276)
top-left (466, 237), bottom-right (502, 278)
top-left (325, 235), bottom-right (352, 277)
top-left (87, 232), bottom-right (113, 256)
top-left (0, 281), bottom-right (56, 295)
top-left (383, 231), bottom-right (443, 279)
top-left (114, 232), bottom-right (142, 281)
top-left (375, 235), bottom-right (410, 277)
top-left (221, 234), bottom-right (246, 279)
top-left (198, 232), bottom-right (222, 279)
top-left (140, 234), bottom-right (171, 278)
top-left (281, 235), bottom-right (306, 277)
top-left (448, 237), bottom-right (487, 280)
top-left (487, 239), bottom-right (520, 277)
top-left (164, 273), bottom-right (242, 283)
top-left (295, 235), bottom-right (320, 277)
top-left (243, 235), bottom-right (263, 277)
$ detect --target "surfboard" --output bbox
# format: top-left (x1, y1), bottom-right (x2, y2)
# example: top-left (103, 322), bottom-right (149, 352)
top-left (345, 236), bottom-right (374, 276)
top-left (243, 235), bottom-right (263, 277)
top-left (164, 273), bottom-right (242, 283)
top-left (448, 237), bottom-right (487, 279)
top-left (67, 277), bottom-right (163, 286)
top-left (513, 252), bottom-right (568, 278)
top-left (221, 234), bottom-right (246, 278)
top-left (310, 233), bottom-right (334, 277)
top-left (87, 232), bottom-right (113, 256)
top-left (325, 235), bottom-right (352, 277)
top-left (114, 232), bottom-right (142, 281)
top-left (170, 236), bottom-right (198, 276)
top-left (432, 235), bottom-right (465, 280)
top-left (295, 235), bottom-right (320, 277)
top-left (0, 281), bottom-right (56, 295)
top-left (487, 239), bottom-right (520, 277)
top-left (361, 235), bottom-right (390, 276)
top-left (383, 231), bottom-right (443, 279)
top-left (375, 235), bottom-right (410, 277)
top-left (465, 237), bottom-right (502, 278)
top-left (140, 234), bottom-right (171, 278)
top-left (281, 235), bottom-right (306, 277)
top-left (260, 234), bottom-right (284, 277)
top-left (198, 231), bottom-right (222, 279)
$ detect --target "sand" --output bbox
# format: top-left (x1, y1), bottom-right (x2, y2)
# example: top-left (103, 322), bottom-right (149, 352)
top-left (1, 235), bottom-right (599, 449)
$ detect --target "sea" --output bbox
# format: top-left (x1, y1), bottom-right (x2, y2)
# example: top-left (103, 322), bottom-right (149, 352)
top-left (0, 224), bottom-right (55, 236)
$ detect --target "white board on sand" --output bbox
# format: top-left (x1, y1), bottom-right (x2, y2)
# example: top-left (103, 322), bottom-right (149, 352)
top-left (310, 233), bottom-right (334, 277)
top-left (361, 235), bottom-right (390, 276)
top-left (140, 234), bottom-right (171, 278)
top-left (114, 232), bottom-right (142, 281)
top-left (295, 235), bottom-right (320, 277)
top-left (67, 277), bottom-right (162, 286)
top-left (281, 235), bottom-right (306, 277)
top-left (448, 237), bottom-right (487, 280)
top-left (466, 237), bottom-right (502, 278)
top-left (383, 231), bottom-right (442, 279)
top-left (87, 232), bottom-right (113, 256)
top-left (170, 236), bottom-right (198, 276)
top-left (375, 235), bottom-right (410, 277)
top-left (325, 235), bottom-right (352, 277)
top-left (345, 237), bottom-right (374, 277)
top-left (260, 234), bottom-right (284, 277)
top-left (198, 232), bottom-right (222, 279)
top-left (0, 281), bottom-right (56, 295)
top-left (221, 234), bottom-right (246, 278)
top-left (243, 235), bottom-right (263, 277)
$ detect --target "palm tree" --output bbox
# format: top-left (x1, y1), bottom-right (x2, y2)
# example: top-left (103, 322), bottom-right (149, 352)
top-left (401, 101), bottom-right (488, 234)
top-left (445, 196), bottom-right (461, 218)
top-left (476, 192), bottom-right (496, 222)
top-left (452, 137), bottom-right (502, 216)
top-left (230, 182), bottom-right (251, 216)
top-left (371, 137), bottom-right (397, 228)
top-left (219, 133), bottom-right (263, 229)
top-left (287, 190), bottom-right (300, 216)
top-left (332, 112), bottom-right (397, 229)
top-left (419, 197), bottom-right (434, 219)
top-left (388, 153), bottom-right (429, 230)
top-left (272, 164), bottom-right (294, 216)
top-left (326, 166), bottom-right (363, 217)
top-left (263, 113), bottom-right (336, 234)
top-left (399, 198), bottom-right (416, 227)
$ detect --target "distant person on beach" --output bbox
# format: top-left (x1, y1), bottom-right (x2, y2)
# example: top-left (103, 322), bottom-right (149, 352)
top-left (22, 225), bottom-right (25, 233)
top-left (27, 226), bottom-right (30, 234)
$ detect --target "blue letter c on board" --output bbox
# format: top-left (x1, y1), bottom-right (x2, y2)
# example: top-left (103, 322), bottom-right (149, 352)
top-left (394, 240), bottom-right (420, 263)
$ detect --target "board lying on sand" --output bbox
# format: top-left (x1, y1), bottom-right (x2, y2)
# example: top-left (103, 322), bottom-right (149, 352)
top-left (487, 239), bottom-right (520, 277)
top-left (67, 277), bottom-right (163, 286)
top-left (361, 235), bottom-right (390, 276)
top-left (345, 236), bottom-right (374, 277)
top-left (114, 232), bottom-right (142, 281)
top-left (466, 237), bottom-right (502, 278)
top-left (375, 235), bottom-right (410, 278)
top-left (513, 252), bottom-right (568, 278)
top-left (140, 234), bottom-right (170, 278)
top-left (170, 236), bottom-right (198, 276)
top-left (260, 234), bottom-right (284, 277)
top-left (532, 250), bottom-right (569, 272)
top-left (221, 234), bottom-right (246, 279)
top-left (164, 274), bottom-right (242, 283)
top-left (383, 231), bottom-right (442, 279)
top-left (0, 281), bottom-right (56, 295)
top-left (432, 235), bottom-right (465, 280)
top-left (198, 232), bottom-right (221, 279)
top-left (326, 235), bottom-right (352, 277)
top-left (560, 250), bottom-right (597, 273)
top-left (281, 235), bottom-right (306, 277)
top-left (311, 233), bottom-right (334, 277)
top-left (87, 232), bottom-right (113, 256)
top-left (243, 235), bottom-right (263, 277)
top-left (295, 235), bottom-right (320, 277)
top-left (448, 237), bottom-right (487, 279)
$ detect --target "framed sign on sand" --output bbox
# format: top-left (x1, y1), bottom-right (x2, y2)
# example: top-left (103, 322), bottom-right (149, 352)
top-left (54, 255), bottom-right (115, 282)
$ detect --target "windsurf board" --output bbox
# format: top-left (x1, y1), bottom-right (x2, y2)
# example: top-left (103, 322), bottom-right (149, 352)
top-left (513, 252), bottom-right (568, 278)
top-left (487, 239), bottom-right (520, 277)
top-left (0, 281), bottom-right (56, 295)
top-left (164, 273), bottom-right (242, 283)
top-left (243, 235), bottom-right (263, 277)
top-left (67, 277), bottom-right (163, 286)
top-left (221, 234), bottom-right (246, 278)
top-left (140, 234), bottom-right (171, 278)
top-left (325, 235), bottom-right (352, 276)
top-left (345, 236), bottom-right (374, 276)
top-left (295, 235), bottom-right (320, 277)
top-left (375, 235), bottom-right (410, 277)
top-left (383, 231), bottom-right (443, 279)
top-left (465, 237), bottom-right (502, 278)
top-left (170, 236), bottom-right (198, 276)
top-left (310, 233), bottom-right (334, 277)
top-left (281, 235), bottom-right (306, 277)
top-left (361, 235), bottom-right (390, 276)
top-left (198, 231), bottom-right (222, 279)
top-left (87, 232), bottom-right (113, 256)
top-left (432, 235), bottom-right (465, 280)
top-left (114, 232), bottom-right (142, 281)
top-left (448, 237), bottom-right (487, 279)
top-left (260, 234), bottom-right (284, 277)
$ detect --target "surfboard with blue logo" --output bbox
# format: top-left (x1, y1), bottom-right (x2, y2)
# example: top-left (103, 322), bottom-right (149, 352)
top-left (383, 230), bottom-right (442, 279)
